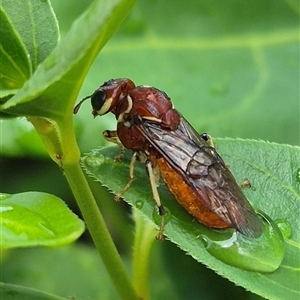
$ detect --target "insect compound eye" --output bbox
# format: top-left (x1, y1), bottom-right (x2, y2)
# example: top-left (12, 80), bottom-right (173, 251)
top-left (91, 89), bottom-right (107, 111)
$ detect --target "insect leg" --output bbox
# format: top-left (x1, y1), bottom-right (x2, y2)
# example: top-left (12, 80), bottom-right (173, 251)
top-left (115, 152), bottom-right (137, 201)
top-left (145, 159), bottom-right (165, 240)
top-left (239, 178), bottom-right (252, 188)
top-left (103, 130), bottom-right (125, 161)
top-left (200, 133), bottom-right (217, 148)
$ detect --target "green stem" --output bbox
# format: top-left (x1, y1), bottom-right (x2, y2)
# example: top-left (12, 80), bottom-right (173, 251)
top-left (57, 119), bottom-right (139, 300)
top-left (132, 209), bottom-right (157, 300)
top-left (64, 164), bottom-right (138, 299)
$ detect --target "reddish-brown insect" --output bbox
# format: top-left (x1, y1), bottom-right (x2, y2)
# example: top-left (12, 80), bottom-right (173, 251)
top-left (74, 78), bottom-right (263, 238)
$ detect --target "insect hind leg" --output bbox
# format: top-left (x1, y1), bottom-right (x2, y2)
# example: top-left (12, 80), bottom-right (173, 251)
top-left (145, 159), bottom-right (165, 240)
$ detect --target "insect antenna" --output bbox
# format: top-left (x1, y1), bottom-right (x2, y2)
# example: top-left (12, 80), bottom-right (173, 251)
top-left (73, 95), bottom-right (92, 114)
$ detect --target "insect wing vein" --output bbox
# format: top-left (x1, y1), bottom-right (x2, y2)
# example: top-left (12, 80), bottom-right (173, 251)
top-left (137, 120), bottom-right (263, 238)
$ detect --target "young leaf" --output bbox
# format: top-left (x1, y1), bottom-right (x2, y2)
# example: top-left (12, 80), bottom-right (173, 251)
top-left (0, 8), bottom-right (31, 91)
top-left (0, 192), bottom-right (85, 249)
top-left (1, 0), bottom-right (60, 71)
top-left (82, 140), bottom-right (300, 300)
top-left (0, 0), bottom-right (137, 120)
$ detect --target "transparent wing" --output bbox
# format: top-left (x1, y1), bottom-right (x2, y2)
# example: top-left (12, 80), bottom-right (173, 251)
top-left (138, 119), bottom-right (263, 238)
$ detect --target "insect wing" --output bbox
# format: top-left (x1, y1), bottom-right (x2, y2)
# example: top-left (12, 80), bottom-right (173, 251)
top-left (138, 120), bottom-right (263, 238)
top-left (176, 113), bottom-right (208, 148)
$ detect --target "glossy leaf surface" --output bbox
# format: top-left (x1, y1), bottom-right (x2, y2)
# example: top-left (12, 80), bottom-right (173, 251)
top-left (82, 140), bottom-right (300, 300)
top-left (0, 192), bottom-right (85, 249)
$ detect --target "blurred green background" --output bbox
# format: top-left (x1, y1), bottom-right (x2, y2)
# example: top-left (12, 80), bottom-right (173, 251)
top-left (1, 0), bottom-right (299, 299)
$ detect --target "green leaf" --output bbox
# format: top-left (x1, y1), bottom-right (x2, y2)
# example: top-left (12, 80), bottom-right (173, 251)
top-left (0, 192), bottom-right (85, 249)
top-left (1, 0), bottom-right (60, 72)
top-left (132, 209), bottom-right (157, 300)
top-left (0, 0), bottom-right (137, 170)
top-left (0, 7), bottom-right (31, 91)
top-left (0, 0), bottom-right (137, 167)
top-left (0, 0), bottom-right (137, 119)
top-left (82, 140), bottom-right (300, 300)
top-left (0, 283), bottom-right (69, 300)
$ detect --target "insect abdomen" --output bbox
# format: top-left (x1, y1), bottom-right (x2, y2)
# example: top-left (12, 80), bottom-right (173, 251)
top-left (157, 157), bottom-right (230, 229)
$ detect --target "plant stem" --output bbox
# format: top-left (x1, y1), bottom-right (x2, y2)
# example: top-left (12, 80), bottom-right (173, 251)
top-left (64, 162), bottom-right (139, 300)
top-left (132, 209), bottom-right (157, 300)
top-left (57, 119), bottom-right (139, 300)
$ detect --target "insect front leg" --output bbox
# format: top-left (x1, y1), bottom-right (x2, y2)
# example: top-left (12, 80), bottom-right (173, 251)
top-left (115, 152), bottom-right (137, 201)
top-left (103, 130), bottom-right (125, 161)
top-left (145, 159), bottom-right (165, 240)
